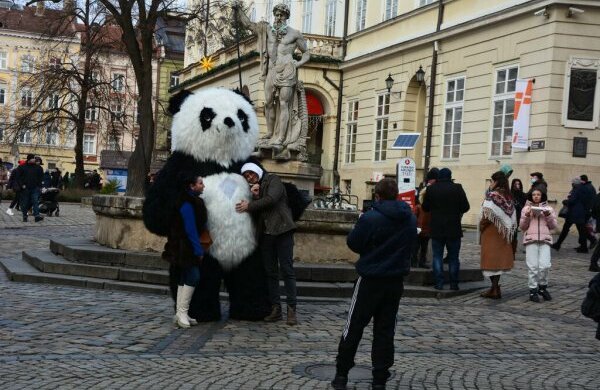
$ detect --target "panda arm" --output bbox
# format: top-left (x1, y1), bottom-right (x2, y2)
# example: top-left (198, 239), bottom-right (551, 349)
top-left (247, 175), bottom-right (284, 213)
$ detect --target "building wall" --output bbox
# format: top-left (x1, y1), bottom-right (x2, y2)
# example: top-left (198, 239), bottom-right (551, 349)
top-left (339, 1), bottom-right (600, 224)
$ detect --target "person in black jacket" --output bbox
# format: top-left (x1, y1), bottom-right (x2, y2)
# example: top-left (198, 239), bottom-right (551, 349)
top-left (589, 188), bottom-right (600, 272)
top-left (422, 168), bottom-right (470, 290)
top-left (580, 175), bottom-right (597, 250)
top-left (331, 178), bottom-right (416, 390)
top-left (552, 178), bottom-right (592, 253)
top-left (162, 174), bottom-right (207, 329)
top-left (14, 154), bottom-right (44, 222)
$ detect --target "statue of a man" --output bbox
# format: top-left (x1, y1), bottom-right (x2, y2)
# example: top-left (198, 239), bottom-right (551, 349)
top-left (234, 3), bottom-right (310, 152)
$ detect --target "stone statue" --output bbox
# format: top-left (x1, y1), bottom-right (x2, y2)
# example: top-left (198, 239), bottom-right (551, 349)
top-left (234, 2), bottom-right (310, 160)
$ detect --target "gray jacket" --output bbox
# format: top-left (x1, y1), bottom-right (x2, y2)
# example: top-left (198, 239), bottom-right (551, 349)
top-left (247, 173), bottom-right (296, 236)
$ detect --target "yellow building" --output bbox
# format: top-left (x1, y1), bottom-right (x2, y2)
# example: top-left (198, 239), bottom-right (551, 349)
top-left (178, 0), bottom-right (600, 223)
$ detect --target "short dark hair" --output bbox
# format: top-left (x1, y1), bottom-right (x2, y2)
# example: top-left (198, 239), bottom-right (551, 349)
top-left (580, 174), bottom-right (589, 182)
top-left (491, 171), bottom-right (510, 193)
top-left (375, 178), bottom-right (398, 201)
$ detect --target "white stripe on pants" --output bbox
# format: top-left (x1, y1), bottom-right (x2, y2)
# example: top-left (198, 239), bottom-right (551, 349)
top-left (525, 243), bottom-right (551, 289)
top-left (342, 276), bottom-right (362, 340)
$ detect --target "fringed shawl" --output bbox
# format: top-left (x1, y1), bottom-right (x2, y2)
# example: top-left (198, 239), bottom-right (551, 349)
top-left (480, 191), bottom-right (517, 243)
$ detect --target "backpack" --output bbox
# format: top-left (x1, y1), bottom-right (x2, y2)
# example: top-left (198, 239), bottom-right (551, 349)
top-left (582, 274), bottom-right (600, 322)
top-left (283, 182), bottom-right (311, 221)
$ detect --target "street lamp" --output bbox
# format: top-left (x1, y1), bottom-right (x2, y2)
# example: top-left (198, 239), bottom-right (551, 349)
top-left (385, 73), bottom-right (401, 98)
top-left (415, 66), bottom-right (425, 85)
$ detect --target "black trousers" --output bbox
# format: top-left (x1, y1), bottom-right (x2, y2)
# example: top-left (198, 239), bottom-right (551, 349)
top-left (555, 221), bottom-right (588, 248)
top-left (335, 277), bottom-right (404, 385)
top-left (260, 231), bottom-right (296, 307)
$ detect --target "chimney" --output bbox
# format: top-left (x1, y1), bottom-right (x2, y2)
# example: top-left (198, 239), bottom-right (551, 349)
top-left (35, 1), bottom-right (45, 16)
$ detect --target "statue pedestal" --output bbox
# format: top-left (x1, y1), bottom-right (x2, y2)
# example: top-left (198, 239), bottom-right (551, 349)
top-left (260, 159), bottom-right (322, 196)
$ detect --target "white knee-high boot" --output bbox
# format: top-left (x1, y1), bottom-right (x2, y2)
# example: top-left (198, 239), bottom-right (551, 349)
top-left (175, 285), bottom-right (196, 328)
top-left (173, 285), bottom-right (198, 326)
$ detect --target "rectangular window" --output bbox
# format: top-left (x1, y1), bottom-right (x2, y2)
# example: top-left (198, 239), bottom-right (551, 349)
top-left (83, 134), bottom-right (96, 154)
top-left (0, 124), bottom-right (4, 142)
top-left (418, 0), bottom-right (435, 7)
top-left (65, 131), bottom-right (75, 147)
top-left (18, 129), bottom-right (32, 144)
top-left (107, 134), bottom-right (120, 150)
top-left (49, 57), bottom-right (61, 70)
top-left (112, 73), bottom-right (124, 92)
top-left (302, 0), bottom-right (313, 33)
top-left (265, 0), bottom-right (273, 23)
top-left (111, 102), bottom-right (123, 121)
top-left (345, 100), bottom-right (359, 163)
top-left (21, 55), bottom-right (35, 72)
top-left (170, 73), bottom-right (180, 87)
top-left (325, 0), bottom-right (337, 36)
top-left (48, 93), bottom-right (59, 109)
top-left (443, 77), bottom-right (465, 159)
top-left (491, 65), bottom-right (518, 157)
top-left (46, 125), bottom-right (58, 146)
top-left (356, 0), bottom-right (367, 32)
top-left (563, 57), bottom-right (600, 129)
top-left (0, 51), bottom-right (7, 69)
top-left (374, 93), bottom-right (390, 162)
top-left (385, 0), bottom-right (398, 20)
top-left (21, 89), bottom-right (33, 107)
top-left (86, 104), bottom-right (97, 122)
top-left (0, 85), bottom-right (5, 105)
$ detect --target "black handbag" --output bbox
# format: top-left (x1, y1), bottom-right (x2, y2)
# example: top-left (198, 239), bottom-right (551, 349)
top-left (558, 204), bottom-right (568, 218)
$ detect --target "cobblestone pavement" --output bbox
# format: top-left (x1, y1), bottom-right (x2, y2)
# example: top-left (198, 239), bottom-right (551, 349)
top-left (0, 203), bottom-right (599, 389)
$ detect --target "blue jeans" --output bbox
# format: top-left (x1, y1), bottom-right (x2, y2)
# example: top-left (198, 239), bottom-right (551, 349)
top-left (21, 188), bottom-right (40, 219)
top-left (179, 265), bottom-right (200, 287)
top-left (431, 238), bottom-right (461, 288)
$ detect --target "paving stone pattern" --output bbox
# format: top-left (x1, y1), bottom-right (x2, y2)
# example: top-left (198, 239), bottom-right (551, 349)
top-left (0, 203), bottom-right (599, 389)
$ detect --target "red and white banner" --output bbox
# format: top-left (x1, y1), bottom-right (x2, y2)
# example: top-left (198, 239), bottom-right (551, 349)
top-left (512, 79), bottom-right (533, 149)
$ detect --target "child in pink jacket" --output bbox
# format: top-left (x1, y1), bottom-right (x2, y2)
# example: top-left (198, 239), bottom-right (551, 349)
top-left (520, 188), bottom-right (558, 303)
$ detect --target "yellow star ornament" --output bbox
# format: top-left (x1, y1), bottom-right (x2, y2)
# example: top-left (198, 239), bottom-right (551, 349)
top-left (200, 56), bottom-right (214, 72)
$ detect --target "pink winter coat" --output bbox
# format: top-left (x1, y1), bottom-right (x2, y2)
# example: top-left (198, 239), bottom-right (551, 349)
top-left (519, 201), bottom-right (557, 245)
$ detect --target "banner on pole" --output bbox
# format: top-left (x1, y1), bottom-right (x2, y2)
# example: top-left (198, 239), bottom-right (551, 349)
top-left (512, 79), bottom-right (533, 149)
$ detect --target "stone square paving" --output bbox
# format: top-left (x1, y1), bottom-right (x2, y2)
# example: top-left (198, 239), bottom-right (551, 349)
top-left (0, 203), bottom-right (599, 389)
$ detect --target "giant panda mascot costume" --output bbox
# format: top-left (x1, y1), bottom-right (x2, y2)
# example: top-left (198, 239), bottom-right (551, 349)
top-left (143, 88), bottom-right (270, 321)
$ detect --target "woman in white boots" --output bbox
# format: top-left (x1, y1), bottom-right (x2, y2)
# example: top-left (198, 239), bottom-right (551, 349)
top-left (162, 174), bottom-right (207, 328)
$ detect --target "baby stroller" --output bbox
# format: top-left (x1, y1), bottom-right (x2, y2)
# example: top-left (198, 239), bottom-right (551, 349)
top-left (39, 187), bottom-right (60, 216)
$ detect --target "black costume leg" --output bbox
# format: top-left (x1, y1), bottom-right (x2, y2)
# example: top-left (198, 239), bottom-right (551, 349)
top-left (225, 250), bottom-right (271, 321)
top-left (187, 254), bottom-right (223, 322)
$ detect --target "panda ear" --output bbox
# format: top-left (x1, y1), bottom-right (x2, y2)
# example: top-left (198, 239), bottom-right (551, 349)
top-left (168, 90), bottom-right (193, 116)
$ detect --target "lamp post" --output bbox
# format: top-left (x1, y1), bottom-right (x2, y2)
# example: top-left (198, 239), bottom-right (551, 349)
top-left (384, 73), bottom-right (401, 98)
top-left (415, 66), bottom-right (425, 84)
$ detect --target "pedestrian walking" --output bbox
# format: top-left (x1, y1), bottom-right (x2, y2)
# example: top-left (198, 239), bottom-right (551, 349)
top-left (422, 167), bottom-right (470, 290)
top-left (0, 159), bottom-right (8, 204)
top-left (6, 166), bottom-right (22, 216)
top-left (235, 162), bottom-right (298, 325)
top-left (413, 168), bottom-right (439, 268)
top-left (520, 189), bottom-right (557, 302)
top-left (161, 174), bottom-right (207, 329)
top-left (480, 171), bottom-right (517, 299)
top-left (331, 178), bottom-right (415, 390)
top-left (580, 175), bottom-right (598, 249)
top-left (528, 172), bottom-right (548, 195)
top-left (13, 154), bottom-right (44, 222)
top-left (589, 187), bottom-right (600, 272)
top-left (581, 273), bottom-right (600, 340)
top-left (552, 177), bottom-right (592, 253)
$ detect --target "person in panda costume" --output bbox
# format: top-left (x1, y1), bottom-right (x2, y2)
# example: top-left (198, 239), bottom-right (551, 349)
top-left (143, 88), bottom-right (271, 322)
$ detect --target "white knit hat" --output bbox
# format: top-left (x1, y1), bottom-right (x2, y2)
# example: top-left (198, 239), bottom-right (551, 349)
top-left (241, 162), bottom-right (263, 179)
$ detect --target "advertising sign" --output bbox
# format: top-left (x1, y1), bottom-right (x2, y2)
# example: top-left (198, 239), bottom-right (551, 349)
top-left (105, 169), bottom-right (127, 193)
top-left (396, 158), bottom-right (416, 211)
top-left (512, 79), bottom-right (533, 149)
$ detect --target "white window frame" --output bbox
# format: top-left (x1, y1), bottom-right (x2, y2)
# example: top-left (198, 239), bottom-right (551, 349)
top-left (345, 100), bottom-right (359, 164)
top-left (356, 0), bottom-right (367, 32)
top-left (107, 134), bottom-right (121, 150)
top-left (490, 64), bottom-right (519, 158)
top-left (48, 92), bottom-right (59, 109)
top-left (18, 128), bottom-right (32, 144)
top-left (0, 85), bottom-right (6, 105)
top-left (65, 131), bottom-right (75, 147)
top-left (111, 73), bottom-right (124, 92)
top-left (374, 92), bottom-right (390, 162)
top-left (325, 0), bottom-right (337, 36)
top-left (86, 104), bottom-right (97, 122)
top-left (417, 0), bottom-right (435, 7)
top-left (0, 51), bottom-right (7, 70)
top-left (21, 55), bottom-right (35, 73)
top-left (442, 76), bottom-right (465, 160)
top-left (45, 125), bottom-right (59, 146)
top-left (562, 56), bottom-right (600, 129)
top-left (111, 101), bottom-right (123, 121)
top-left (83, 133), bottom-right (96, 155)
top-left (302, 0), bottom-right (313, 33)
top-left (21, 88), bottom-right (33, 107)
top-left (384, 0), bottom-right (398, 21)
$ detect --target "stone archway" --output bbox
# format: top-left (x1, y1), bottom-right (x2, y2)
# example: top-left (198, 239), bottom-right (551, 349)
top-left (403, 77), bottom-right (427, 169)
top-left (305, 90), bottom-right (325, 164)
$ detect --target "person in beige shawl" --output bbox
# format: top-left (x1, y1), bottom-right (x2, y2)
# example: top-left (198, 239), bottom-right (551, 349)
top-left (479, 171), bottom-right (517, 299)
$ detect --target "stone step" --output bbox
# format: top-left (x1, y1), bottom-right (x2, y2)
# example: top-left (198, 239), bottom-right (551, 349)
top-left (48, 238), bottom-right (483, 285)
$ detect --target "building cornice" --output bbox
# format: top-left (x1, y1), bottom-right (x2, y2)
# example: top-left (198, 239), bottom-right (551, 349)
top-left (0, 29), bottom-right (80, 45)
top-left (341, 0), bottom-right (600, 70)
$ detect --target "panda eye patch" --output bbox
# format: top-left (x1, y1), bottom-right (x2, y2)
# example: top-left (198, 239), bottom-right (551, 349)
top-left (237, 109), bottom-right (249, 133)
top-left (200, 107), bottom-right (216, 131)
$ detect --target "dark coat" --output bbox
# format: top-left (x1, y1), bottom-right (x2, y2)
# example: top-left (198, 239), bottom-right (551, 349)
top-left (422, 179), bottom-right (470, 239)
top-left (15, 163), bottom-right (43, 191)
top-left (581, 182), bottom-right (596, 217)
top-left (162, 192), bottom-right (208, 268)
top-left (566, 185), bottom-right (587, 224)
top-left (247, 173), bottom-right (296, 236)
top-left (347, 199), bottom-right (416, 278)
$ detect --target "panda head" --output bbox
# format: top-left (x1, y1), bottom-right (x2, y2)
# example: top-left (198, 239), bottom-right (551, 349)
top-left (168, 88), bottom-right (259, 167)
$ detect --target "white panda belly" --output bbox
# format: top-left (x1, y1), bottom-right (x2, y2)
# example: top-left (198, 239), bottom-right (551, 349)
top-left (201, 172), bottom-right (256, 270)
